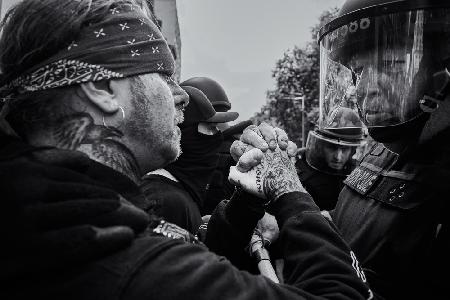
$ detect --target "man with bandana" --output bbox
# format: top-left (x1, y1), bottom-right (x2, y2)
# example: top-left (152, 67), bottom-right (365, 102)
top-left (0, 0), bottom-right (373, 299)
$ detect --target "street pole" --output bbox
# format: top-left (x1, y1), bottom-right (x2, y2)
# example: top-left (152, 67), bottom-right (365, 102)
top-left (280, 94), bottom-right (305, 147)
top-left (301, 96), bottom-right (305, 148)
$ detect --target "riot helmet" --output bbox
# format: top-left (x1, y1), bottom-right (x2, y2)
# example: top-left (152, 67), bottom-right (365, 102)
top-left (318, 0), bottom-right (450, 142)
top-left (305, 108), bottom-right (365, 175)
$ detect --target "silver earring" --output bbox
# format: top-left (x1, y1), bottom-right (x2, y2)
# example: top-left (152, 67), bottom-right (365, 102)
top-left (102, 106), bottom-right (125, 128)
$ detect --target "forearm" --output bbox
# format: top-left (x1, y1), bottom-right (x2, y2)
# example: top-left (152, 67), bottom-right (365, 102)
top-left (204, 189), bottom-right (264, 270)
top-left (125, 236), bottom-right (372, 300)
top-left (270, 192), bottom-right (372, 299)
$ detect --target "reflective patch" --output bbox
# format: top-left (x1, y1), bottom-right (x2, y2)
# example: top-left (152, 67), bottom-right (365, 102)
top-left (349, 251), bottom-right (373, 299)
top-left (344, 166), bottom-right (378, 194)
top-left (350, 250), bottom-right (366, 282)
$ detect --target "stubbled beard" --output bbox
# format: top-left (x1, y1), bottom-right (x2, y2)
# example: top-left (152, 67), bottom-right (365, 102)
top-left (171, 108), bottom-right (184, 161)
top-left (166, 126), bottom-right (182, 163)
top-left (174, 108), bottom-right (184, 125)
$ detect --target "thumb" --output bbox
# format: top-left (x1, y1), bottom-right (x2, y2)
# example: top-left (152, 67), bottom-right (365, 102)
top-left (228, 166), bottom-right (266, 199)
top-left (236, 148), bottom-right (264, 172)
top-left (287, 141), bottom-right (298, 158)
top-left (228, 166), bottom-right (244, 187)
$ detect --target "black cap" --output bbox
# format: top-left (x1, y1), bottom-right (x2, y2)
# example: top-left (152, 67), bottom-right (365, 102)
top-left (181, 86), bottom-right (238, 126)
top-left (180, 77), bottom-right (232, 112)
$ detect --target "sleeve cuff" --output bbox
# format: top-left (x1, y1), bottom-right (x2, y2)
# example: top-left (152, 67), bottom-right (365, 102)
top-left (225, 189), bottom-right (265, 231)
top-left (268, 191), bottom-right (320, 228)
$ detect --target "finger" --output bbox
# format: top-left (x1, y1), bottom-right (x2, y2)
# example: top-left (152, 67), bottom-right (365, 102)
top-left (236, 148), bottom-right (263, 172)
top-left (230, 140), bottom-right (254, 162)
top-left (258, 213), bottom-right (279, 245)
top-left (287, 141), bottom-right (298, 158)
top-left (244, 124), bottom-right (259, 133)
top-left (228, 166), bottom-right (266, 199)
top-left (258, 122), bottom-right (277, 150)
top-left (202, 215), bottom-right (211, 223)
top-left (274, 127), bottom-right (289, 150)
top-left (228, 166), bottom-right (243, 187)
top-left (240, 128), bottom-right (268, 152)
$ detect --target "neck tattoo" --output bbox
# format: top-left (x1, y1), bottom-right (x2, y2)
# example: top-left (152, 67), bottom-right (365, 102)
top-left (53, 112), bottom-right (142, 183)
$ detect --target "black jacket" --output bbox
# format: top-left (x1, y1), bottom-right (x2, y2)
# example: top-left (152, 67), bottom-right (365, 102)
top-left (332, 132), bottom-right (450, 299)
top-left (1, 134), bottom-right (372, 300)
top-left (203, 137), bottom-right (237, 214)
top-left (140, 174), bottom-right (203, 234)
top-left (296, 149), bottom-right (349, 210)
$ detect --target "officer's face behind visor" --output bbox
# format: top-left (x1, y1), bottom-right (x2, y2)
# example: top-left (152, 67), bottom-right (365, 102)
top-left (319, 8), bottom-right (450, 130)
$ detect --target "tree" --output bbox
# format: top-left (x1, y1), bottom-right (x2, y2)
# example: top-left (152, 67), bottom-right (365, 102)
top-left (252, 8), bottom-right (339, 148)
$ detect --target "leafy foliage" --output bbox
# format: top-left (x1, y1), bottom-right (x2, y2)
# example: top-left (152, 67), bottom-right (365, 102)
top-left (252, 8), bottom-right (339, 147)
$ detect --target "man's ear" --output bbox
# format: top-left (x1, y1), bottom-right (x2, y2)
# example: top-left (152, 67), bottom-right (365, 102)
top-left (80, 80), bottom-right (120, 114)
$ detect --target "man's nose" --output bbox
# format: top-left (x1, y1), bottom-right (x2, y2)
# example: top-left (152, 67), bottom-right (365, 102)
top-left (172, 84), bottom-right (189, 108)
top-left (169, 82), bottom-right (189, 107)
top-left (335, 149), bottom-right (344, 160)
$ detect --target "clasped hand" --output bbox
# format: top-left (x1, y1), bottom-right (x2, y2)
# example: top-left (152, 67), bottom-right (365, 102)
top-left (229, 123), bottom-right (305, 201)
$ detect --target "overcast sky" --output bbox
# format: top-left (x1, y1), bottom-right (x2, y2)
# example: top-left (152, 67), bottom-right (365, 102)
top-left (177, 0), bottom-right (345, 123)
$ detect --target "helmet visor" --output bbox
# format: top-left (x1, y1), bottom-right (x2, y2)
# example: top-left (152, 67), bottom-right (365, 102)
top-left (305, 131), bottom-right (358, 175)
top-left (319, 8), bottom-right (450, 129)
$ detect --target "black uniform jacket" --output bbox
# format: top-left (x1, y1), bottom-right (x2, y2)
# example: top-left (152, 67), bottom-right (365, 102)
top-left (0, 133), bottom-right (372, 300)
top-left (332, 131), bottom-right (450, 299)
top-left (296, 149), bottom-right (349, 210)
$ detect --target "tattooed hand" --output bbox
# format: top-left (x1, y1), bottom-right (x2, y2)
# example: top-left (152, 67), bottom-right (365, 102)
top-left (230, 122), bottom-right (298, 165)
top-left (229, 146), bottom-right (305, 201)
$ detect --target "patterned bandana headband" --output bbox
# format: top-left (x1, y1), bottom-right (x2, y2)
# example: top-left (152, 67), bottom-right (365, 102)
top-left (0, 2), bottom-right (174, 96)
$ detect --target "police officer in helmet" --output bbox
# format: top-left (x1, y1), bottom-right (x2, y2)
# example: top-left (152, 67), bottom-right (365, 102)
top-left (318, 0), bottom-right (450, 298)
top-left (296, 108), bottom-right (365, 210)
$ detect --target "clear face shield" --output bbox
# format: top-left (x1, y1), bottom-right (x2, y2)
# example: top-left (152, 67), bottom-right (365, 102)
top-left (319, 8), bottom-right (450, 130)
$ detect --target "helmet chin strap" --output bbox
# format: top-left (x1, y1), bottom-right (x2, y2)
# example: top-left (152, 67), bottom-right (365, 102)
top-left (368, 113), bottom-right (429, 144)
top-left (418, 67), bottom-right (450, 144)
top-left (419, 68), bottom-right (450, 113)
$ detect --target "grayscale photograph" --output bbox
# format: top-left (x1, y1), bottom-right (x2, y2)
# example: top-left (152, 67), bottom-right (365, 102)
top-left (1, 0), bottom-right (447, 299)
